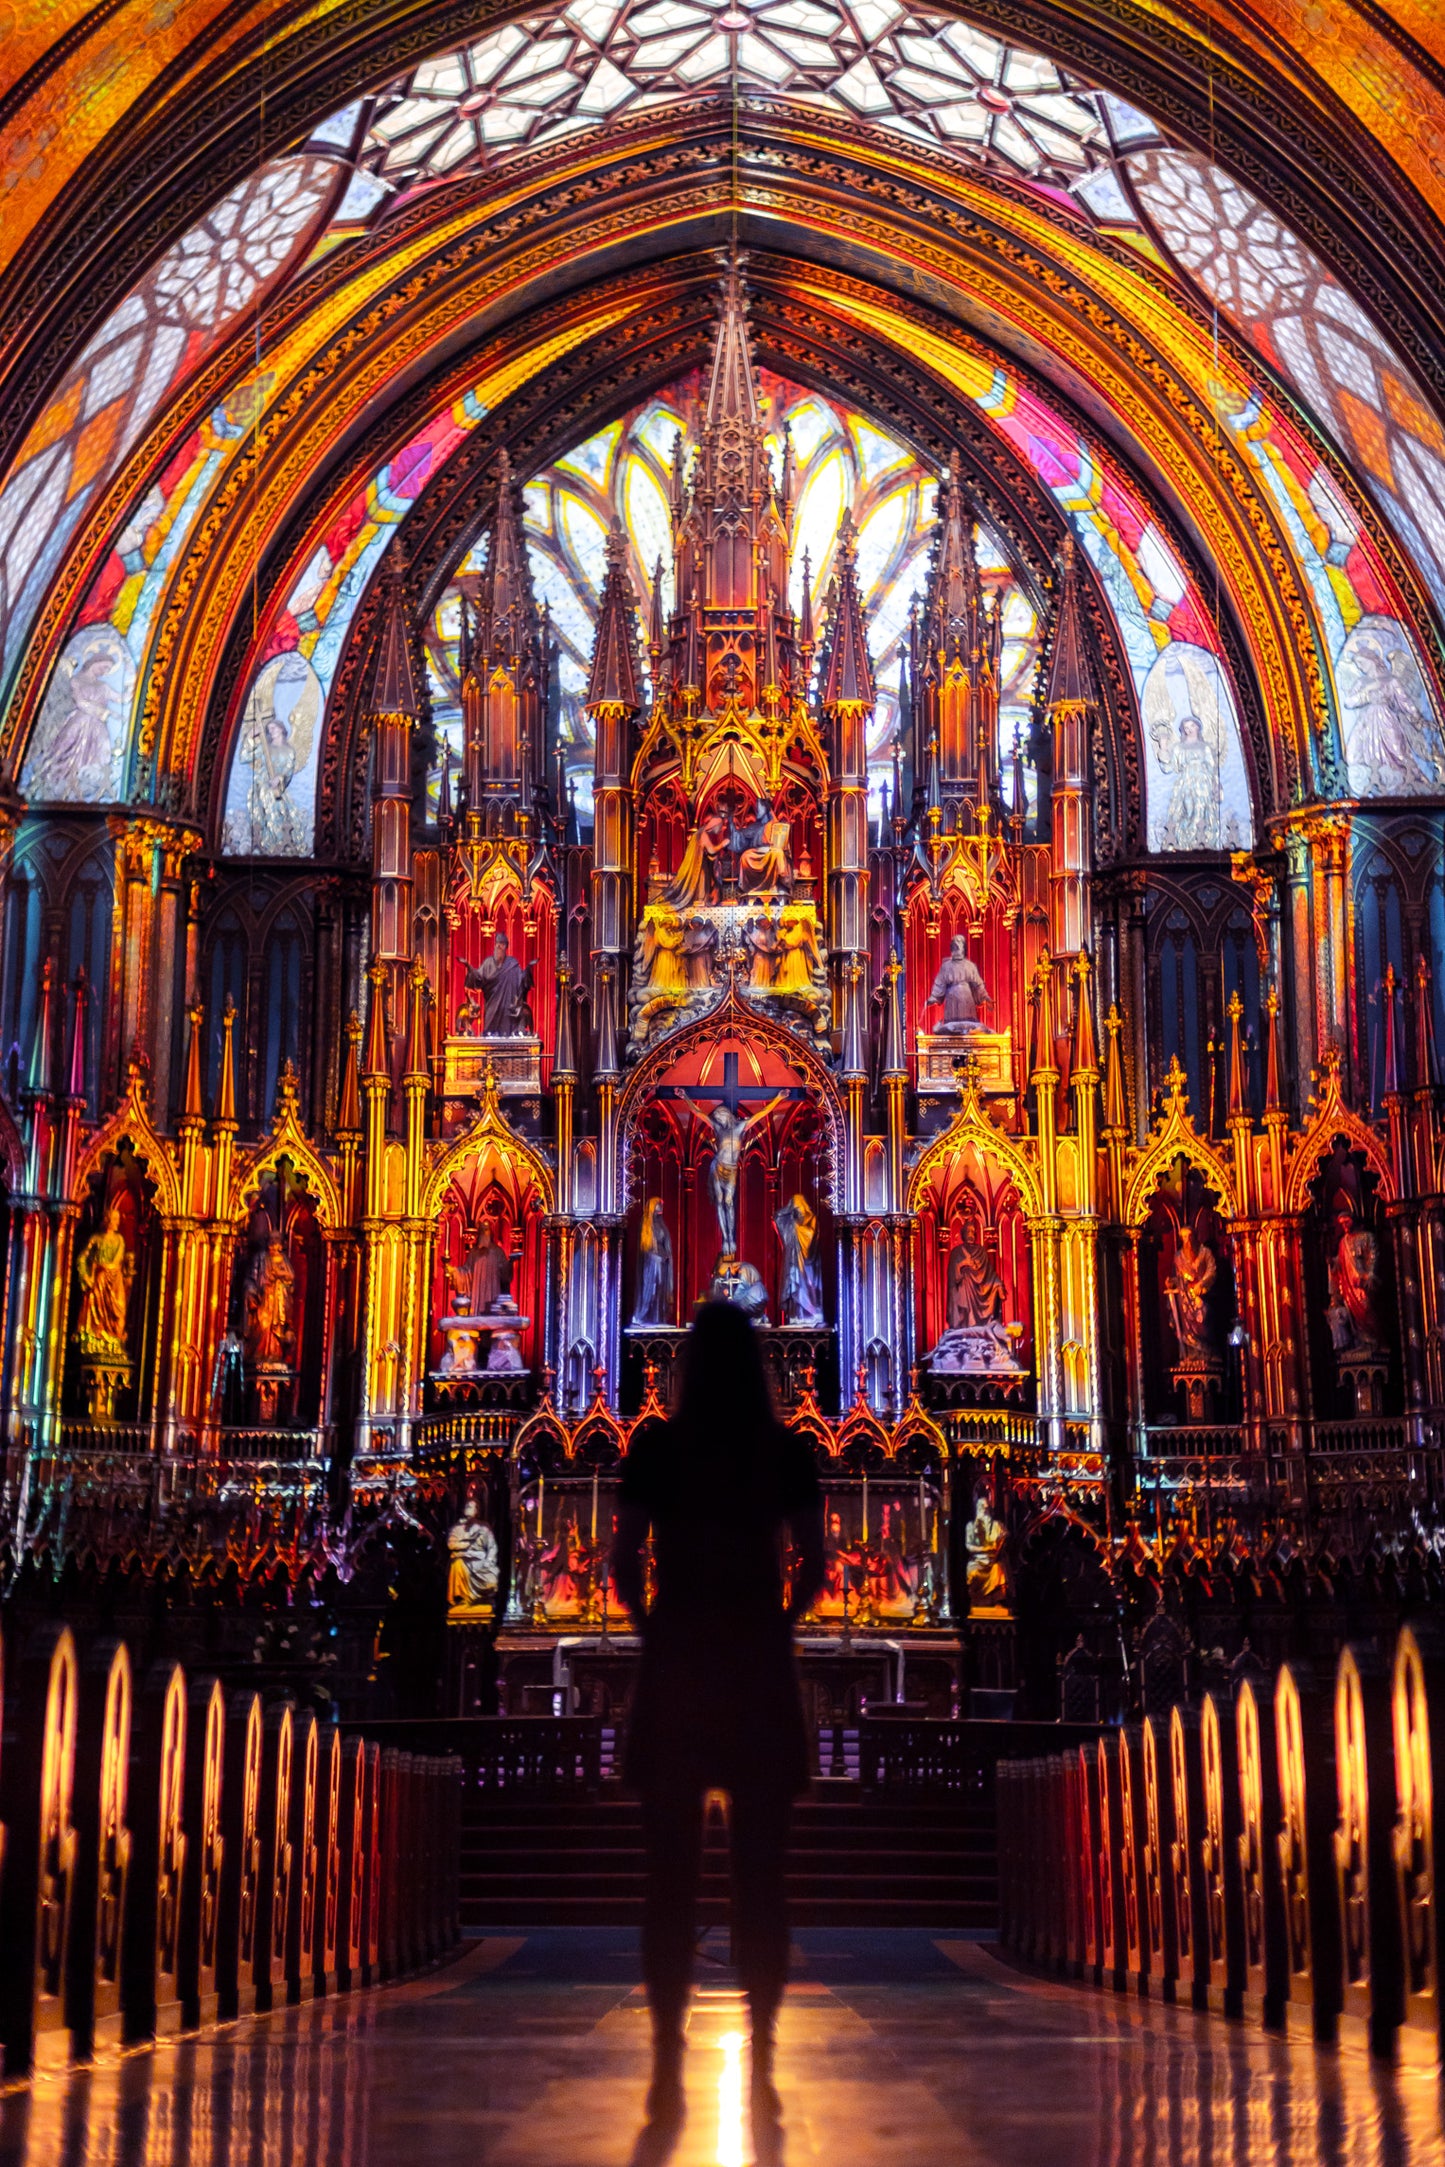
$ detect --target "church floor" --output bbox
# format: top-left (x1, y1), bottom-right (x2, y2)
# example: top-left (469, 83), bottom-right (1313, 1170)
top-left (2, 1930), bottom-right (1441, 2167)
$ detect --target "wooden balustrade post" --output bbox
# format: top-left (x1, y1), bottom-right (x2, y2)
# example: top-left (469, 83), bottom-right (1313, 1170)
top-left (177, 1677), bottom-right (224, 2031)
top-left (216, 1691), bottom-right (262, 2020)
top-left (1118, 1726), bottom-right (1149, 1996)
top-left (1275, 1662), bottom-right (1342, 2043)
top-left (1168, 1707), bottom-right (1211, 2011)
top-left (1141, 1716), bottom-right (1179, 2004)
top-left (314, 1726), bottom-right (341, 1998)
top-left (252, 1702), bottom-right (294, 2013)
top-left (1200, 1691), bottom-right (1246, 2018)
top-left (362, 1741), bottom-right (384, 1988)
top-left (0, 1625), bottom-right (77, 2071)
top-left (1237, 1677), bottom-right (1287, 2029)
top-left (1334, 1648), bottom-right (1403, 2058)
top-left (285, 1710), bottom-right (318, 2005)
top-left (67, 1638), bottom-right (133, 2058)
top-left (1096, 1734), bottom-right (1127, 1992)
top-left (1391, 1624), bottom-right (1445, 2057)
top-left (1076, 1743), bottom-right (1101, 1986)
top-left (335, 1738), bottom-right (366, 1994)
top-left (122, 1661), bottom-right (187, 2042)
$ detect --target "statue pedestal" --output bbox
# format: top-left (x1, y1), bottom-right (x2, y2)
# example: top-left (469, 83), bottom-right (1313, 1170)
top-left (917, 1027), bottom-right (1013, 1096)
top-left (249, 1360), bottom-right (293, 1424)
top-left (437, 1309), bottom-right (531, 1376)
top-left (1170, 1353), bottom-right (1223, 1423)
top-left (1337, 1344), bottom-right (1388, 1415)
top-left (443, 1034), bottom-right (540, 1102)
top-left (76, 1349), bottom-right (132, 1420)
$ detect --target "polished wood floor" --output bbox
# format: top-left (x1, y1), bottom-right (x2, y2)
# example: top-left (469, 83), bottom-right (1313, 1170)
top-left (2, 1930), bottom-right (1441, 2166)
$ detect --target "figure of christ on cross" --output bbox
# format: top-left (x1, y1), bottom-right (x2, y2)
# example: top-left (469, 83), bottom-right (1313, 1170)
top-left (650, 1051), bottom-right (811, 1261)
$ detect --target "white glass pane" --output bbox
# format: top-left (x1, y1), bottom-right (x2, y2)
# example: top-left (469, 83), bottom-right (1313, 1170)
top-left (628, 1), bottom-right (711, 30)
top-left (498, 36), bottom-right (575, 85)
top-left (506, 69), bottom-right (582, 106)
top-left (941, 22), bottom-right (1002, 74)
top-left (625, 458), bottom-right (673, 577)
top-left (855, 491), bottom-right (907, 593)
top-left (739, 31), bottom-right (793, 80)
top-left (429, 120), bottom-right (479, 170)
top-left (933, 101), bottom-right (988, 142)
top-left (481, 104), bottom-right (534, 140)
top-left (757, 0), bottom-right (840, 29)
top-left (760, 28), bottom-right (835, 67)
top-left (676, 33), bottom-right (728, 78)
top-left (414, 57), bottom-right (468, 95)
top-left (890, 64), bottom-right (975, 105)
top-left (372, 96), bottom-right (451, 143)
top-left (833, 55), bottom-right (893, 111)
top-left (467, 26), bottom-right (530, 83)
top-left (578, 55), bottom-right (634, 109)
top-left (850, 0), bottom-right (902, 37)
top-left (566, 0), bottom-right (623, 35)
top-left (990, 114), bottom-right (1040, 170)
top-left (1003, 52), bottom-right (1058, 92)
top-left (631, 32), bottom-right (707, 66)
top-left (896, 32), bottom-right (972, 81)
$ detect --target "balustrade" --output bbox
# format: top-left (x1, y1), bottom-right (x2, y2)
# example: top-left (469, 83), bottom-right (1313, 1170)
top-left (0, 1623), bottom-right (458, 2073)
top-left (996, 1627), bottom-right (1432, 2063)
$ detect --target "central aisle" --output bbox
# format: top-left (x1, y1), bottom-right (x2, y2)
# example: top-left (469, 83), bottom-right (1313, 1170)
top-left (1, 1930), bottom-right (1439, 2167)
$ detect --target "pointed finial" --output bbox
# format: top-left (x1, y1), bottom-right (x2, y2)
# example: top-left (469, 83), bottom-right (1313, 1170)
top-left (1071, 949), bottom-right (1098, 1076)
top-left (882, 949), bottom-right (907, 1079)
top-left (404, 957), bottom-right (430, 1083)
top-left (593, 962), bottom-right (620, 1080)
top-left (363, 956), bottom-right (390, 1081)
top-left (553, 961), bottom-right (577, 1081)
top-left (1103, 1001), bottom-right (1128, 1133)
top-left (1263, 985), bottom-right (1285, 1116)
top-left (181, 998), bottom-right (205, 1124)
top-left (1414, 953), bottom-right (1437, 1090)
top-left (337, 1011), bottom-right (363, 1137)
top-left (1227, 986), bottom-right (1247, 1122)
top-left (65, 968), bottom-right (90, 1105)
top-left (215, 993), bottom-right (238, 1127)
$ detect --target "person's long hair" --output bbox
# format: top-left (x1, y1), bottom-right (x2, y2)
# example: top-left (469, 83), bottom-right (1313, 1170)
top-left (670, 1301), bottom-right (783, 1486)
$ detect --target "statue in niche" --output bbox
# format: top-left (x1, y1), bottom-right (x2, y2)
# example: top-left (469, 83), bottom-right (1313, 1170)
top-left (773, 909), bottom-right (822, 996)
top-left (465, 1222), bottom-right (512, 1314)
top-left (946, 1226), bottom-right (1005, 1333)
top-left (74, 1204), bottom-right (134, 1358)
top-left (446, 1498), bottom-right (500, 1614)
top-left (637, 907), bottom-right (689, 999)
top-left (1327, 1207), bottom-right (1385, 1354)
top-left (243, 1234), bottom-right (297, 1368)
top-left (466, 932), bottom-right (533, 1035)
top-left (732, 796), bottom-right (793, 896)
top-left (631, 1198), bottom-right (675, 1327)
top-left (745, 915), bottom-right (778, 990)
top-left (701, 1091), bottom-right (783, 1257)
top-left (774, 1195), bottom-right (825, 1326)
top-left (1166, 1222), bottom-right (1217, 1360)
top-left (665, 808), bottom-right (730, 909)
top-left (681, 918), bottom-right (718, 989)
top-left (964, 1487), bottom-right (1011, 1613)
top-left (927, 934), bottom-right (992, 1032)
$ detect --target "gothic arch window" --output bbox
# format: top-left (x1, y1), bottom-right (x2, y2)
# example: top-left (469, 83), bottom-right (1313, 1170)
top-left (205, 909), bottom-right (250, 1121)
top-left (64, 854), bottom-right (111, 1117)
top-left (422, 371), bottom-right (1040, 831)
top-left (1356, 848), bottom-right (1408, 1111)
top-left (260, 909), bottom-right (308, 1120)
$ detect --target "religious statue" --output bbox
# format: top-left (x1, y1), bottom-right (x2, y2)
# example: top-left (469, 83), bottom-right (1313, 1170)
top-left (446, 1498), bottom-right (500, 1615)
top-left (631, 1198), bottom-right (674, 1327)
top-left (681, 918), bottom-right (718, 990)
top-left (1327, 1213), bottom-right (1385, 1354)
top-left (945, 1226), bottom-right (1005, 1332)
top-left (772, 909), bottom-right (821, 996)
top-left (927, 935), bottom-right (992, 1031)
top-left (701, 1091), bottom-right (783, 1257)
top-left (464, 1222), bottom-right (512, 1313)
top-left (732, 796), bottom-right (793, 896)
top-left (964, 1488), bottom-right (1011, 1612)
top-left (745, 915), bottom-right (778, 990)
top-left (708, 1255), bottom-right (769, 1320)
top-left (636, 907), bottom-right (689, 999)
top-left (774, 1194), bottom-right (824, 1326)
top-left (465, 933), bottom-right (534, 1036)
top-left (1166, 1222), bottom-right (1217, 1360)
top-left (74, 1204), bottom-right (134, 1358)
top-left (243, 1235), bottom-right (297, 1368)
top-left (665, 808), bottom-right (730, 909)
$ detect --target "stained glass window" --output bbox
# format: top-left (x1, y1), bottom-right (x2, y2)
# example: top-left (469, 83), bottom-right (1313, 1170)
top-left (342, 4), bottom-right (1113, 227)
top-left (1125, 145), bottom-right (1445, 638)
top-left (421, 368), bottom-right (1041, 824)
top-left (0, 156), bottom-right (338, 739)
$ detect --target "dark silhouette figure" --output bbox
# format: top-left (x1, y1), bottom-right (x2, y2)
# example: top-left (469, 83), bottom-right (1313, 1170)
top-left (613, 1302), bottom-right (825, 2146)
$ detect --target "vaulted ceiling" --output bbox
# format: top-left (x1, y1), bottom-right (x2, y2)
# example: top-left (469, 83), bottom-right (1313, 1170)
top-left (3, 0), bottom-right (1444, 856)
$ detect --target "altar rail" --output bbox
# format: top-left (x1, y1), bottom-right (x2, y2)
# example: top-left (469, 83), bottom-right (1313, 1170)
top-left (0, 1622), bottom-right (461, 2077)
top-left (996, 1623), bottom-right (1445, 2063)
top-left (356, 1716), bottom-right (607, 1797)
top-left (857, 1716), bottom-right (1101, 1802)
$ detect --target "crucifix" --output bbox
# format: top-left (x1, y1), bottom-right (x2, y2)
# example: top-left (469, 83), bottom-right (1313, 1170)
top-left (652, 1050), bottom-right (812, 1258)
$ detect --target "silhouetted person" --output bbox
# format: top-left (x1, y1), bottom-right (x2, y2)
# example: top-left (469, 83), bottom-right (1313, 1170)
top-left (613, 1301), bottom-right (825, 2140)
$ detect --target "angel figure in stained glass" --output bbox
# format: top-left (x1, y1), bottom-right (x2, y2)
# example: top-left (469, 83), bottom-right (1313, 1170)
top-left (1338, 617), bottom-right (1444, 797)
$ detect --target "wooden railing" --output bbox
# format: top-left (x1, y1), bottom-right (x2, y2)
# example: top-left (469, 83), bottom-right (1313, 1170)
top-left (355, 1715), bottom-right (605, 1797)
top-left (858, 1716), bottom-right (1102, 1803)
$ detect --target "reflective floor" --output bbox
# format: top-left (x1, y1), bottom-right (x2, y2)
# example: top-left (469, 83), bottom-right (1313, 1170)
top-left (3, 1931), bottom-right (1442, 2167)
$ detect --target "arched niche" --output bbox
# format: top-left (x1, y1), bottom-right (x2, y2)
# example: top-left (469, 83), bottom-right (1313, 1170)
top-left (425, 1130), bottom-right (549, 1385)
top-left (1300, 1137), bottom-right (1398, 1421)
top-left (1135, 1154), bottom-right (1239, 1427)
top-left (623, 1025), bottom-right (834, 1326)
top-left (226, 1151), bottom-right (330, 1427)
top-left (912, 1137), bottom-right (1031, 1405)
top-left (65, 1141), bottom-right (163, 1424)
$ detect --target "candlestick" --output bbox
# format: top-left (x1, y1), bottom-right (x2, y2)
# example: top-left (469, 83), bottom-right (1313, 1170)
top-left (591, 1467), bottom-right (598, 1543)
top-left (862, 1473), bottom-right (868, 1544)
